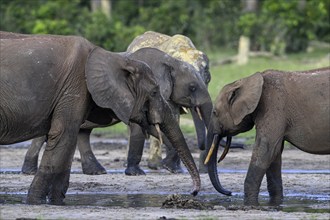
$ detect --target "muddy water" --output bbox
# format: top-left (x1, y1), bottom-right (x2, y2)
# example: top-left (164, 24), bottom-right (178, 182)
top-left (1, 192), bottom-right (329, 213)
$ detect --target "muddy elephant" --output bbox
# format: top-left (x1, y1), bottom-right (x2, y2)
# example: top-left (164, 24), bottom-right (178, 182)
top-left (21, 46), bottom-right (213, 175)
top-left (204, 67), bottom-right (330, 206)
top-left (0, 32), bottom-right (201, 204)
top-left (127, 31), bottom-right (212, 172)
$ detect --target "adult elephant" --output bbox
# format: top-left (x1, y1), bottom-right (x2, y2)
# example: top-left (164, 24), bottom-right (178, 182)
top-left (204, 67), bottom-right (330, 206)
top-left (127, 31), bottom-right (212, 172)
top-left (0, 32), bottom-right (201, 204)
top-left (21, 46), bottom-right (213, 176)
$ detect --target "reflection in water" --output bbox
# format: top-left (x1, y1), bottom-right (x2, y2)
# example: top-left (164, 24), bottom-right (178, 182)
top-left (0, 192), bottom-right (329, 213)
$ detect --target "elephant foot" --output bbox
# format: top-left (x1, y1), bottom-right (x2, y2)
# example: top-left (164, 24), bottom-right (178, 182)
top-left (162, 159), bottom-right (183, 174)
top-left (244, 197), bottom-right (259, 206)
top-left (27, 176), bottom-right (49, 205)
top-left (26, 190), bottom-right (47, 205)
top-left (269, 195), bottom-right (283, 206)
top-left (21, 157), bottom-right (38, 175)
top-left (81, 151), bottom-right (107, 175)
top-left (48, 192), bottom-right (65, 205)
top-left (82, 162), bottom-right (107, 175)
top-left (147, 156), bottom-right (162, 170)
top-left (125, 165), bottom-right (146, 176)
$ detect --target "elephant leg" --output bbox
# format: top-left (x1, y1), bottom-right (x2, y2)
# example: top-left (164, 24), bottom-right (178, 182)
top-left (147, 136), bottom-right (162, 170)
top-left (22, 136), bottom-right (47, 175)
top-left (266, 144), bottom-right (284, 205)
top-left (244, 134), bottom-right (284, 206)
top-left (160, 108), bottom-right (183, 173)
top-left (162, 143), bottom-right (183, 174)
top-left (125, 123), bottom-right (146, 175)
top-left (78, 129), bottom-right (107, 175)
top-left (26, 113), bottom-right (81, 205)
top-left (198, 150), bottom-right (208, 173)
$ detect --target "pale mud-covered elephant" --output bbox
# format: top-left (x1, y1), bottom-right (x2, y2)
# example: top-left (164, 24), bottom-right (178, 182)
top-left (127, 31), bottom-right (213, 172)
top-left (127, 31), bottom-right (243, 172)
top-left (0, 31), bottom-right (201, 204)
top-left (204, 67), bottom-right (330, 206)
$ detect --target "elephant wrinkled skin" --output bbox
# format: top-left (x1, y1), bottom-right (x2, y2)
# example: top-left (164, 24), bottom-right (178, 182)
top-left (205, 67), bottom-right (330, 206)
top-left (0, 32), bottom-right (201, 204)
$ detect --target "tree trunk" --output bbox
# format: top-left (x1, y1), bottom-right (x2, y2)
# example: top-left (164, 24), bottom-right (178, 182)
top-left (91, 0), bottom-right (111, 19)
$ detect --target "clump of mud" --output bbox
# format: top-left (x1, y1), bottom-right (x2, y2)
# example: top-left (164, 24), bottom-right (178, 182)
top-left (162, 194), bottom-right (213, 210)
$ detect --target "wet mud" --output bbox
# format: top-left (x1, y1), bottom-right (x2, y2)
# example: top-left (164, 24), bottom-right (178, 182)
top-left (0, 137), bottom-right (329, 219)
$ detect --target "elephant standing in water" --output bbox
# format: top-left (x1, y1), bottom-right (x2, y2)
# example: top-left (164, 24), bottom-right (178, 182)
top-left (204, 67), bottom-right (330, 206)
top-left (0, 32), bottom-right (201, 204)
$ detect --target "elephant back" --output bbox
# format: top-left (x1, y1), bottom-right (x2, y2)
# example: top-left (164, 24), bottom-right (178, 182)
top-left (127, 31), bottom-right (209, 84)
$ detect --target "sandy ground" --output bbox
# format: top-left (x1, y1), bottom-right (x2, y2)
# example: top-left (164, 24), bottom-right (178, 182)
top-left (0, 136), bottom-right (329, 220)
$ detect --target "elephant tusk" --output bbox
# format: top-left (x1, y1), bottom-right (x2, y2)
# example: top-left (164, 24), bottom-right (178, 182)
top-left (155, 123), bottom-right (163, 146)
top-left (218, 136), bottom-right (232, 163)
top-left (196, 107), bottom-right (203, 121)
top-left (182, 107), bottom-right (189, 114)
top-left (204, 136), bottom-right (216, 165)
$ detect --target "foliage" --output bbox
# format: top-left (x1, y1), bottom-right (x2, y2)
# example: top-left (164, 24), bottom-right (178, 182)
top-left (1, 0), bottom-right (329, 53)
top-left (238, 0), bottom-right (330, 54)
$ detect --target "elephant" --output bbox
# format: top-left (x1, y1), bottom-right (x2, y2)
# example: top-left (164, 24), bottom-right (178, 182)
top-left (20, 46), bottom-right (213, 176)
top-left (127, 31), bottom-right (213, 172)
top-left (204, 67), bottom-right (330, 206)
top-left (0, 31), bottom-right (201, 204)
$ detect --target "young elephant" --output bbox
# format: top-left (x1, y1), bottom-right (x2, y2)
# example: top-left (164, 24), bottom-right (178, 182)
top-left (0, 32), bottom-right (201, 204)
top-left (205, 67), bottom-right (330, 206)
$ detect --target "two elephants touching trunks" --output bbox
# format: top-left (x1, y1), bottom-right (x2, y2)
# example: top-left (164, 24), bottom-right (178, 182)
top-left (205, 67), bottom-right (330, 206)
top-left (0, 31), bottom-right (201, 204)
top-left (1, 31), bottom-right (328, 207)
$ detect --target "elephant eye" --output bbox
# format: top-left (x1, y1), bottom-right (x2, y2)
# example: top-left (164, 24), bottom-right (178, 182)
top-left (150, 88), bottom-right (158, 97)
top-left (189, 83), bottom-right (197, 92)
top-left (213, 109), bottom-right (218, 117)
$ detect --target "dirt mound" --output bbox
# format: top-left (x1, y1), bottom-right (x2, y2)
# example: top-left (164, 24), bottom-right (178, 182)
top-left (162, 194), bottom-right (213, 210)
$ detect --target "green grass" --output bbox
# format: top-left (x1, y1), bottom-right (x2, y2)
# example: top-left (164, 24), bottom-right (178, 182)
top-left (93, 47), bottom-right (329, 142)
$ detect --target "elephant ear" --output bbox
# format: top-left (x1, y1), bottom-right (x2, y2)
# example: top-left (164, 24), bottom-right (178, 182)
top-left (85, 47), bottom-right (137, 124)
top-left (129, 48), bottom-right (174, 100)
top-left (229, 73), bottom-right (264, 125)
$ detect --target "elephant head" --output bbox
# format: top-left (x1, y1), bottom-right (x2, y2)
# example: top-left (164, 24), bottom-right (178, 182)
top-left (204, 73), bottom-right (264, 195)
top-left (85, 47), bottom-right (201, 195)
top-left (128, 48), bottom-right (213, 150)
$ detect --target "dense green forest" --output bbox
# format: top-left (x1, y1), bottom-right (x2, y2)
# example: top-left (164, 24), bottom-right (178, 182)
top-left (1, 0), bottom-right (329, 54)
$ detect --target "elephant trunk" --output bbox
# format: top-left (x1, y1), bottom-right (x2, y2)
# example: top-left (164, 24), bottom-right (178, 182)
top-left (205, 124), bottom-right (232, 196)
top-left (191, 98), bottom-right (213, 151)
top-left (160, 106), bottom-right (201, 196)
